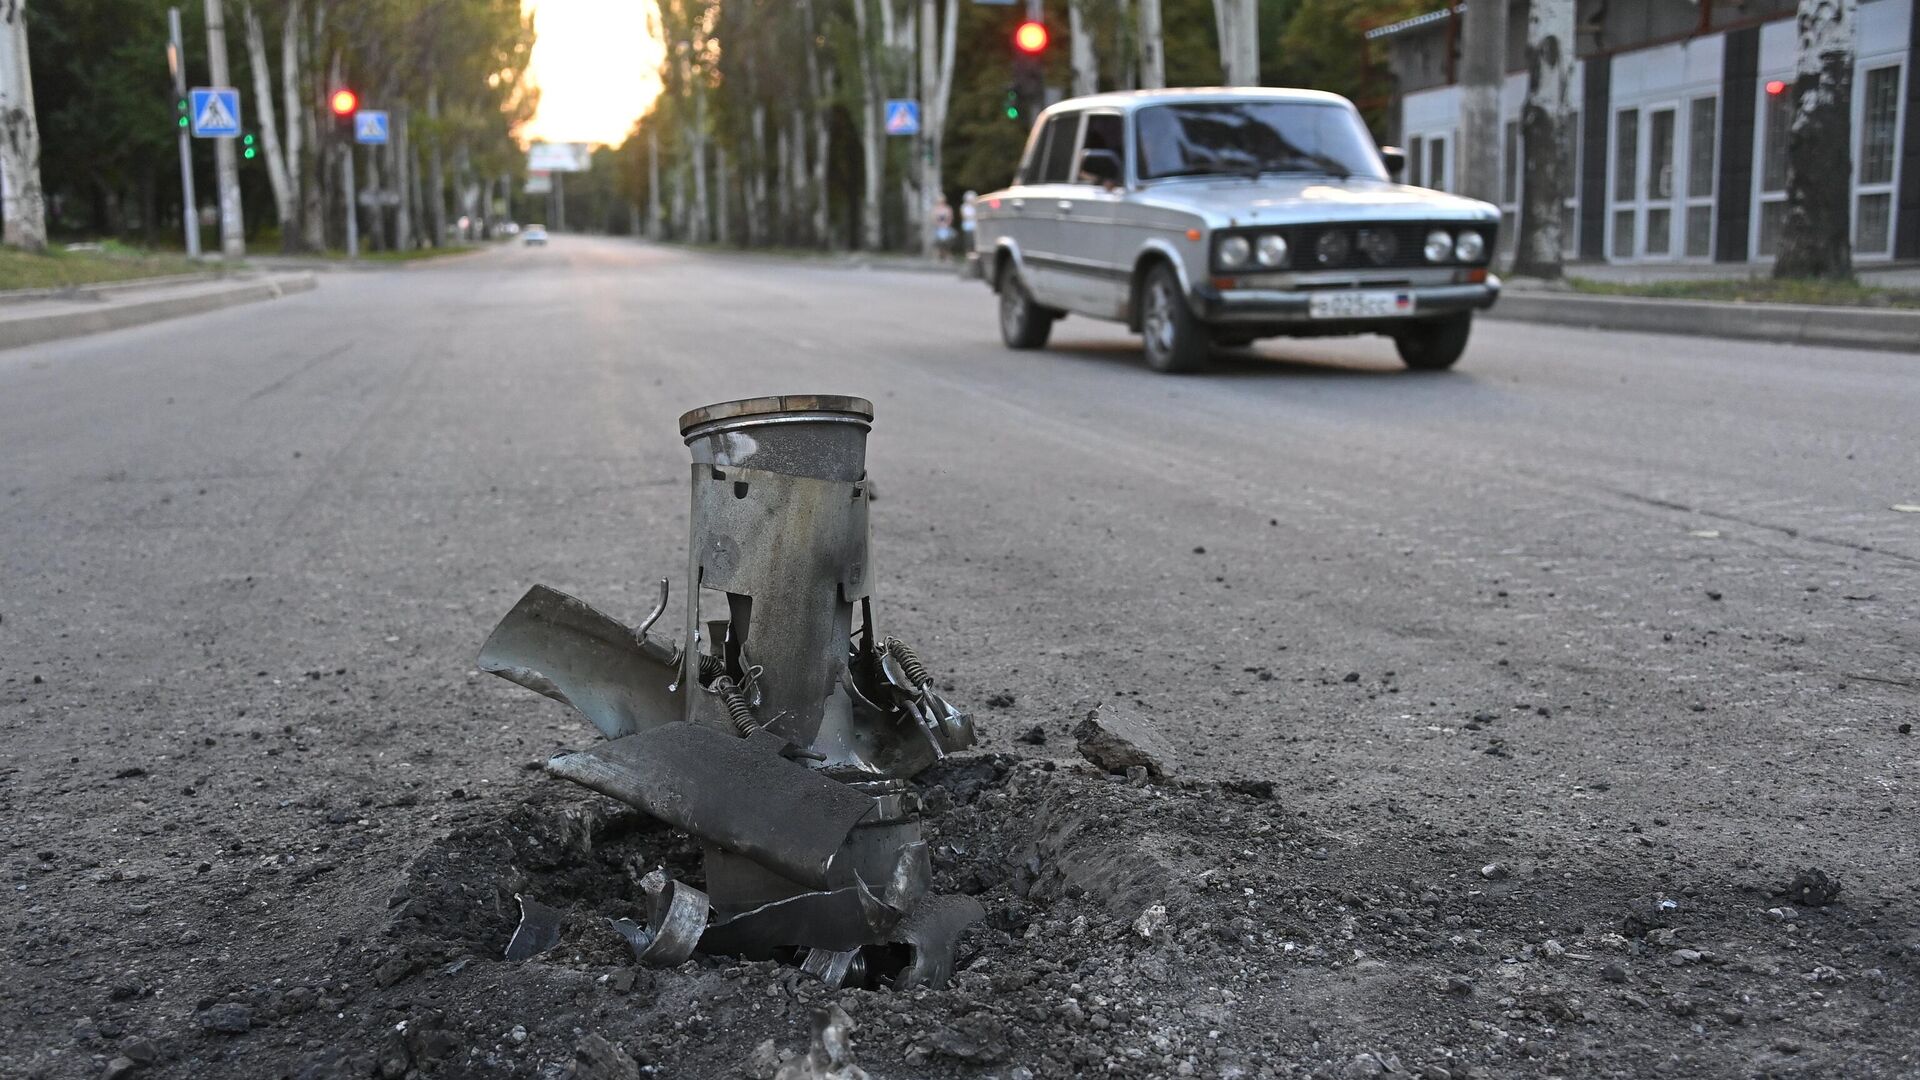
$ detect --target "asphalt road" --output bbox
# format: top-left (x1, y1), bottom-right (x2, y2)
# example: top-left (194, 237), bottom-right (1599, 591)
top-left (3, 235), bottom-right (1916, 1075)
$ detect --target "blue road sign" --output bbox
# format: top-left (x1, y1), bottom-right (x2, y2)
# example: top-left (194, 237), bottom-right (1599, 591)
top-left (884, 99), bottom-right (921, 137)
top-left (188, 87), bottom-right (242, 138)
top-left (354, 110), bottom-right (390, 145)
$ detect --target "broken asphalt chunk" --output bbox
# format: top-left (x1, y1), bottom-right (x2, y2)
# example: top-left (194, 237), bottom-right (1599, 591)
top-left (1073, 703), bottom-right (1179, 778)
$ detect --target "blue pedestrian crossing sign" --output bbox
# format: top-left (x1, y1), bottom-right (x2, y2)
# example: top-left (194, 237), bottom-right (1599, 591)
top-left (188, 87), bottom-right (242, 138)
top-left (884, 99), bottom-right (921, 137)
top-left (354, 110), bottom-right (390, 145)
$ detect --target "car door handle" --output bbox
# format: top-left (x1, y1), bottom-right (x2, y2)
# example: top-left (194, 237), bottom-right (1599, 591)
top-left (1010, 198), bottom-right (1025, 209)
top-left (1057, 200), bottom-right (1074, 212)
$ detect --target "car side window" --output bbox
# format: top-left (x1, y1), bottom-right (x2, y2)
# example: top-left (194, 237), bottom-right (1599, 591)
top-left (1036, 114), bottom-right (1081, 184)
top-left (1076, 113), bottom-right (1124, 183)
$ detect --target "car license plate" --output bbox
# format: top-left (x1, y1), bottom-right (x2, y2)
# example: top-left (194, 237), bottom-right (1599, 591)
top-left (1308, 290), bottom-right (1415, 319)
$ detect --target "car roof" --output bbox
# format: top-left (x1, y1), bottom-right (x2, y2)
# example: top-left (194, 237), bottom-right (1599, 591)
top-left (1038, 87), bottom-right (1354, 118)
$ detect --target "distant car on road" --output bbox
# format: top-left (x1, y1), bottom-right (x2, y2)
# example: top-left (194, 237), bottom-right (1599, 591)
top-left (522, 225), bottom-right (549, 246)
top-left (969, 88), bottom-right (1501, 372)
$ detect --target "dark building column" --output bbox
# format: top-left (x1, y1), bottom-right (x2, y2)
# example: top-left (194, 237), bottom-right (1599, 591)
top-left (1716, 26), bottom-right (1760, 263)
top-left (1894, 0), bottom-right (1920, 258)
top-left (1579, 54), bottom-right (1611, 260)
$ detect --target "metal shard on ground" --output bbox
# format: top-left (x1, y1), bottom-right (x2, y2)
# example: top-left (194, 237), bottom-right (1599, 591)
top-left (504, 895), bottom-right (564, 962)
top-left (478, 396), bottom-right (981, 986)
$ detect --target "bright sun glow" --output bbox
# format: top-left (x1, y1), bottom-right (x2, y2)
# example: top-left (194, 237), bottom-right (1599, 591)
top-left (520, 0), bottom-right (663, 147)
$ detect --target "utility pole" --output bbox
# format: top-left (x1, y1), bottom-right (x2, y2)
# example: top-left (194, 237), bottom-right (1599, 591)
top-left (167, 8), bottom-right (202, 258)
top-left (342, 145), bottom-right (358, 258)
top-left (1458, 0), bottom-right (1510, 206)
top-left (203, 0), bottom-right (245, 258)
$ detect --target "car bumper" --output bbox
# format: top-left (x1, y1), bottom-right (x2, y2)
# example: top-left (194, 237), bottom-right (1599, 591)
top-left (1189, 278), bottom-right (1501, 326)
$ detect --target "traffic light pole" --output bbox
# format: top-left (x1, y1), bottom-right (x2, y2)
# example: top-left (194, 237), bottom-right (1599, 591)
top-left (166, 8), bottom-right (201, 259)
top-left (342, 147), bottom-right (359, 259)
top-left (202, 0), bottom-right (245, 259)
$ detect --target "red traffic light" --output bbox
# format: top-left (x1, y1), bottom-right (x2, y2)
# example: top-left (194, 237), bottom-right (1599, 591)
top-left (1014, 20), bottom-right (1048, 54)
top-left (1764, 79), bottom-right (1787, 95)
top-left (330, 89), bottom-right (358, 116)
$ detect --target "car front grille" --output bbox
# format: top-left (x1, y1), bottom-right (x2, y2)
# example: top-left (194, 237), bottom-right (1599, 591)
top-left (1282, 221), bottom-right (1492, 271)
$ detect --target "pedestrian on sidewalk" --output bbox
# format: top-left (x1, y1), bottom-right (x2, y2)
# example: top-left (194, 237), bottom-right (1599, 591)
top-left (932, 195), bottom-right (955, 262)
top-left (958, 191), bottom-right (979, 270)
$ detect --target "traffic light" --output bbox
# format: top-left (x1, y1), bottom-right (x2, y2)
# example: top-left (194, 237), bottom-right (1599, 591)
top-left (176, 97), bottom-right (189, 130)
top-left (242, 133), bottom-right (256, 160)
top-left (1002, 85), bottom-right (1021, 121)
top-left (1014, 19), bottom-right (1048, 54)
top-left (330, 88), bottom-right (358, 116)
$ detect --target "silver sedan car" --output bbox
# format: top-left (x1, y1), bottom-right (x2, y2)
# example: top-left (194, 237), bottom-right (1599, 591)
top-left (969, 88), bottom-right (1502, 372)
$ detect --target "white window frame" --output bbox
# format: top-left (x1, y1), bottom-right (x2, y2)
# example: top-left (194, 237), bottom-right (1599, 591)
top-left (1852, 60), bottom-right (1906, 261)
top-left (1682, 94), bottom-right (1720, 261)
top-left (1606, 106), bottom-right (1642, 261)
top-left (1751, 76), bottom-right (1793, 261)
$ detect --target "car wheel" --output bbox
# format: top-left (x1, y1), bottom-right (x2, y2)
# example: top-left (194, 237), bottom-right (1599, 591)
top-left (1393, 313), bottom-right (1472, 371)
top-left (998, 263), bottom-right (1053, 350)
top-left (1141, 263), bottom-right (1208, 373)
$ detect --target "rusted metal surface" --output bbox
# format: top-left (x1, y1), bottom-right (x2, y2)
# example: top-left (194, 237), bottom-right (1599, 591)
top-left (478, 396), bottom-right (982, 986)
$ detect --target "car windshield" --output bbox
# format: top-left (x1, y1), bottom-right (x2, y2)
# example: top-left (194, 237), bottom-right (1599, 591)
top-left (1135, 101), bottom-right (1386, 182)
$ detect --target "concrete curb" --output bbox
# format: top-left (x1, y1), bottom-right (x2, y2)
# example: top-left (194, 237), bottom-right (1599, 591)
top-left (1487, 290), bottom-right (1920, 352)
top-left (0, 272), bottom-right (318, 352)
top-left (0, 272), bottom-right (223, 305)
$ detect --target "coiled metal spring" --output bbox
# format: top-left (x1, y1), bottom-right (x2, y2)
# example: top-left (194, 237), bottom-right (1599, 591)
top-left (884, 637), bottom-right (931, 688)
top-left (709, 676), bottom-right (757, 737)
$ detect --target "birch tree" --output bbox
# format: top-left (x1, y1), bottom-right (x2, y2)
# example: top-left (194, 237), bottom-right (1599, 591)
top-left (919, 0), bottom-right (958, 254)
top-left (1774, 0), bottom-right (1857, 279)
top-left (1068, 0), bottom-right (1097, 97)
top-left (242, 1), bottom-right (298, 248)
top-left (1514, 0), bottom-right (1573, 277)
top-left (0, 0), bottom-right (48, 252)
top-left (1210, 0), bottom-right (1257, 86)
top-left (1137, 0), bottom-right (1165, 89)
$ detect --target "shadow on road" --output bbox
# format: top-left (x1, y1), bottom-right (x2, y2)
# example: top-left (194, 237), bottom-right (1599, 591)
top-left (1044, 338), bottom-right (1432, 379)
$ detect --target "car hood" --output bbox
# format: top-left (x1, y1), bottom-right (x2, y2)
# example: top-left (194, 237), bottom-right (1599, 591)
top-left (1138, 176), bottom-right (1498, 226)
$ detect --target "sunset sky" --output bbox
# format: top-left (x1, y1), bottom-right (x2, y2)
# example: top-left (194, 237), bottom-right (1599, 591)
top-left (519, 0), bottom-right (663, 147)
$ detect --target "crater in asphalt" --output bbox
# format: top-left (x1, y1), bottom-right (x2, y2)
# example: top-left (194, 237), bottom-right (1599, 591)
top-left (325, 753), bottom-right (1920, 1079)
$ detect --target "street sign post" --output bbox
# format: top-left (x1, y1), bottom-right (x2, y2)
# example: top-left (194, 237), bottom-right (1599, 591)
top-left (166, 9), bottom-right (201, 258)
top-left (188, 87), bottom-right (241, 138)
top-left (354, 110), bottom-right (390, 145)
top-left (884, 100), bottom-right (921, 137)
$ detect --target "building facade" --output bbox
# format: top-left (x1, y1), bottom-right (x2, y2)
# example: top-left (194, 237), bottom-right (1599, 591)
top-left (1370, 0), bottom-right (1919, 265)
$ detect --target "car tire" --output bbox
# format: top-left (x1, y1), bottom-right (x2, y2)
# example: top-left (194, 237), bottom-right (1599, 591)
top-left (1140, 263), bottom-right (1208, 373)
top-left (1393, 313), bottom-right (1472, 371)
top-left (998, 263), bottom-right (1053, 350)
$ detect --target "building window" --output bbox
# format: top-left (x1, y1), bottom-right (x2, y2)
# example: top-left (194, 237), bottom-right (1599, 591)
top-left (1563, 109), bottom-right (1580, 259)
top-left (1611, 109), bottom-right (1639, 258)
top-left (1646, 107), bottom-right (1675, 255)
top-left (1408, 136), bottom-right (1423, 185)
top-left (1756, 84), bottom-right (1791, 257)
top-left (1685, 96), bottom-right (1717, 257)
top-left (1428, 136), bottom-right (1448, 192)
top-left (1856, 65), bottom-right (1901, 256)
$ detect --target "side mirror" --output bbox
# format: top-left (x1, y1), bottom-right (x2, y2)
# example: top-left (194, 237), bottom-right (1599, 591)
top-left (1378, 146), bottom-right (1407, 178)
top-left (1078, 148), bottom-right (1123, 186)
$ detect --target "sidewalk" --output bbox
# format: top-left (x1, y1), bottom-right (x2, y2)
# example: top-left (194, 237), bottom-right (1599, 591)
top-left (0, 272), bottom-right (318, 352)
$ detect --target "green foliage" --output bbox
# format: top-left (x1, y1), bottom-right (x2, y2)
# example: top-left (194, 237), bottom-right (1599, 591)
top-left (0, 243), bottom-right (206, 290)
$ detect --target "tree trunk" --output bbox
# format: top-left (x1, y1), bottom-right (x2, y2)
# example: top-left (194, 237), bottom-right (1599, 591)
top-left (242, 2), bottom-right (296, 243)
top-left (1137, 0), bottom-right (1164, 90)
top-left (1069, 0), bottom-right (1098, 96)
top-left (750, 105), bottom-right (768, 246)
top-left (1514, 0), bottom-right (1574, 278)
top-left (426, 84), bottom-right (448, 247)
top-left (1458, 0), bottom-right (1508, 205)
top-left (922, 0), bottom-right (958, 255)
top-left (0, 0), bottom-right (49, 251)
top-left (1210, 0), bottom-right (1257, 85)
top-left (410, 140), bottom-right (427, 246)
top-left (1775, 0), bottom-right (1857, 279)
top-left (647, 127), bottom-right (661, 239)
top-left (853, 0), bottom-right (886, 250)
top-left (775, 121), bottom-right (793, 242)
top-left (393, 110), bottom-right (413, 250)
top-left (715, 142), bottom-right (731, 245)
top-left (297, 6), bottom-right (325, 251)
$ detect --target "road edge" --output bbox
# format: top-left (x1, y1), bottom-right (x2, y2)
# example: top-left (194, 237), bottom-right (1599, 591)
top-left (0, 272), bottom-right (319, 352)
top-left (1486, 290), bottom-right (1920, 352)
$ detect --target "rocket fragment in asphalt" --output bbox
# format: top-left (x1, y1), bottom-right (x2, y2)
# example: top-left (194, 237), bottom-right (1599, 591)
top-left (479, 396), bottom-right (980, 985)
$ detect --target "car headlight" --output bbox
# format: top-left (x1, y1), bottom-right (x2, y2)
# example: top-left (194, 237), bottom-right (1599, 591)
top-left (1424, 229), bottom-right (1453, 263)
top-left (1218, 235), bottom-right (1252, 269)
top-left (1255, 233), bottom-right (1289, 268)
top-left (1453, 230), bottom-right (1486, 263)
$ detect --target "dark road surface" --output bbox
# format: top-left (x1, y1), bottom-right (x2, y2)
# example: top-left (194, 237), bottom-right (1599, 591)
top-left (3, 236), bottom-right (1916, 1077)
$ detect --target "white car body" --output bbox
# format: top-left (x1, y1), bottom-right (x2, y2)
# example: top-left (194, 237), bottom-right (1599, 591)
top-left (970, 88), bottom-right (1502, 370)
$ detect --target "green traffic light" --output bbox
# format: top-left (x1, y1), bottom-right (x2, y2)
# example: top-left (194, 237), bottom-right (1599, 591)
top-left (243, 148), bottom-right (256, 159)
top-left (178, 116), bottom-right (189, 128)
top-left (1006, 106), bottom-right (1019, 119)
top-left (243, 134), bottom-right (254, 145)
